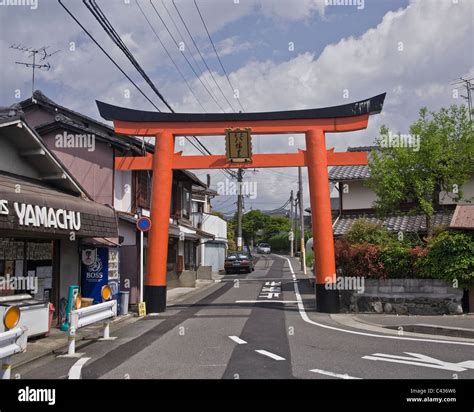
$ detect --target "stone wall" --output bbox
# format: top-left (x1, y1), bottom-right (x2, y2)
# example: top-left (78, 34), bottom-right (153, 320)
top-left (339, 278), bottom-right (464, 315)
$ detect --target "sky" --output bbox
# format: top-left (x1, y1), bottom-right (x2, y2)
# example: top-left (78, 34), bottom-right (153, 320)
top-left (0, 0), bottom-right (473, 214)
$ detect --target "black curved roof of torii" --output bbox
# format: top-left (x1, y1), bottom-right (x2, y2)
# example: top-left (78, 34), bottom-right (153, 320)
top-left (96, 93), bottom-right (386, 123)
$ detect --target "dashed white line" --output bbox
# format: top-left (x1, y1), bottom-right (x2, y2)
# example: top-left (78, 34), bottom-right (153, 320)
top-left (68, 357), bottom-right (91, 380)
top-left (229, 336), bottom-right (247, 345)
top-left (255, 349), bottom-right (286, 361)
top-left (274, 254), bottom-right (474, 347)
top-left (310, 369), bottom-right (362, 379)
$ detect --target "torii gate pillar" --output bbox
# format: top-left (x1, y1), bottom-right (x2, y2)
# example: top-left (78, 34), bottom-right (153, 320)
top-left (306, 128), bottom-right (338, 312)
top-left (146, 131), bottom-right (173, 313)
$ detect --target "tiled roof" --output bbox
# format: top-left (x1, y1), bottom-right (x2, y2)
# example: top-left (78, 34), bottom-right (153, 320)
top-left (333, 211), bottom-right (454, 236)
top-left (21, 91), bottom-right (154, 153)
top-left (450, 205), bottom-right (474, 229)
top-left (328, 146), bottom-right (375, 181)
top-left (347, 146), bottom-right (377, 152)
top-left (328, 165), bottom-right (370, 181)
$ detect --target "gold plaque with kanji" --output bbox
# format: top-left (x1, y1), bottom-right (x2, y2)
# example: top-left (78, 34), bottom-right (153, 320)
top-left (225, 128), bottom-right (252, 162)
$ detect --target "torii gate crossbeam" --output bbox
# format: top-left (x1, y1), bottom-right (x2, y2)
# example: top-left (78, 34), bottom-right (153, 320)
top-left (97, 93), bottom-right (386, 314)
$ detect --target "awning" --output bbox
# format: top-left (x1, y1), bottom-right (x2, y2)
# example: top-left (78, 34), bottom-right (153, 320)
top-left (0, 172), bottom-right (118, 239)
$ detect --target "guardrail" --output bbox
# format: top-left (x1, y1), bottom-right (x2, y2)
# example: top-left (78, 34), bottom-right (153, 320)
top-left (0, 326), bottom-right (28, 379)
top-left (67, 300), bottom-right (117, 356)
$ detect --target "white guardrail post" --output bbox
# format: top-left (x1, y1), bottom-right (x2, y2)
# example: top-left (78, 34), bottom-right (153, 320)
top-left (0, 326), bottom-right (28, 379)
top-left (66, 300), bottom-right (117, 356)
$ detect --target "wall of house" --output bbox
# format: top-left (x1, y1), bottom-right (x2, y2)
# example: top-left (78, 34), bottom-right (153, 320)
top-left (40, 130), bottom-right (114, 205)
top-left (202, 214), bottom-right (227, 241)
top-left (439, 176), bottom-right (474, 205)
top-left (114, 170), bottom-right (133, 213)
top-left (340, 180), bottom-right (378, 211)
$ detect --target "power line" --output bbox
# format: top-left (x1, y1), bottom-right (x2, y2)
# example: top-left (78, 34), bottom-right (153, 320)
top-left (58, 0), bottom-right (162, 111)
top-left (60, 0), bottom-right (236, 180)
top-left (159, 0), bottom-right (222, 110)
top-left (85, 0), bottom-right (173, 111)
top-left (135, 0), bottom-right (206, 112)
top-left (194, 0), bottom-right (246, 113)
top-left (170, 0), bottom-right (238, 112)
top-left (86, 0), bottom-right (236, 178)
top-left (149, 0), bottom-right (226, 112)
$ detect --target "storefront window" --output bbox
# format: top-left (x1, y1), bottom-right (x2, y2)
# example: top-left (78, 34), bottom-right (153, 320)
top-left (0, 239), bottom-right (53, 300)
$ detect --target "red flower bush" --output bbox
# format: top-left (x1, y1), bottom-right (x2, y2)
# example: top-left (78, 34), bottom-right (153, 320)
top-left (335, 239), bottom-right (385, 279)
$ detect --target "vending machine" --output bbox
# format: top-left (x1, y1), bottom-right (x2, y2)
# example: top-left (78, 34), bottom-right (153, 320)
top-left (81, 247), bottom-right (119, 304)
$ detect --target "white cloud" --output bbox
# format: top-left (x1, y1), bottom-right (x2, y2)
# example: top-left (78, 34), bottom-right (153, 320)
top-left (1, 0), bottom-right (472, 211)
top-left (187, 0), bottom-right (474, 209)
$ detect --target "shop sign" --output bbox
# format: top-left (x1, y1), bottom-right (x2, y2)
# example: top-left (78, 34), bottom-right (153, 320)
top-left (0, 200), bottom-right (81, 231)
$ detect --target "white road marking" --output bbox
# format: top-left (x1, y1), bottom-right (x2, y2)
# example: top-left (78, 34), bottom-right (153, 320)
top-left (274, 254), bottom-right (474, 347)
top-left (68, 357), bottom-right (91, 379)
top-left (235, 300), bottom-right (298, 304)
top-left (255, 350), bottom-right (286, 361)
top-left (229, 336), bottom-right (247, 345)
top-left (310, 369), bottom-right (362, 379)
top-left (362, 352), bottom-right (474, 372)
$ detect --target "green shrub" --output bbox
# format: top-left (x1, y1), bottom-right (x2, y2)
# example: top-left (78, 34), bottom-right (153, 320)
top-left (379, 242), bottom-right (412, 278)
top-left (417, 230), bottom-right (474, 288)
top-left (305, 249), bottom-right (314, 268)
top-left (267, 232), bottom-right (290, 251)
top-left (344, 219), bottom-right (392, 245)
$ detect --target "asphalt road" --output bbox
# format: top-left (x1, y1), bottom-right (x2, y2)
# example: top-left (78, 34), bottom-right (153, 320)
top-left (16, 254), bottom-right (474, 380)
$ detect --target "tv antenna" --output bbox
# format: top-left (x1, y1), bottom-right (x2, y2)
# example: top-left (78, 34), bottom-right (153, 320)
top-left (10, 44), bottom-right (60, 97)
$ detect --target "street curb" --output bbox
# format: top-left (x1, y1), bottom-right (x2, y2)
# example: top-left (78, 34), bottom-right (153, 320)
top-left (330, 314), bottom-right (474, 343)
top-left (383, 323), bottom-right (474, 339)
top-left (12, 313), bottom-right (139, 370)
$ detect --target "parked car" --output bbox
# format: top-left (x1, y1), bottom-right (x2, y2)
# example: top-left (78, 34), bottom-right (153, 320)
top-left (257, 243), bottom-right (271, 254)
top-left (224, 252), bottom-right (255, 274)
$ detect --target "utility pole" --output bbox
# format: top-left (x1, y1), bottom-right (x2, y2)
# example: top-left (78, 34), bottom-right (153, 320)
top-left (294, 196), bottom-right (298, 257)
top-left (289, 190), bottom-right (294, 257)
top-left (236, 168), bottom-right (243, 251)
top-left (298, 166), bottom-right (307, 274)
top-left (452, 76), bottom-right (474, 122)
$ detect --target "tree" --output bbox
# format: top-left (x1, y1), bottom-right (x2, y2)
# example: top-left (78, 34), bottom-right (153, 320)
top-left (367, 105), bottom-right (474, 235)
top-left (264, 215), bottom-right (290, 239)
top-left (238, 210), bottom-right (269, 244)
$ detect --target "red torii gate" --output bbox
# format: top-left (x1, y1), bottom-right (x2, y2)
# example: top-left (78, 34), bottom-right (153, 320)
top-left (97, 93), bottom-right (386, 314)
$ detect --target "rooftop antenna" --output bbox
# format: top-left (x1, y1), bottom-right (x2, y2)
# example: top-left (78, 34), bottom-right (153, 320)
top-left (10, 44), bottom-right (60, 97)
